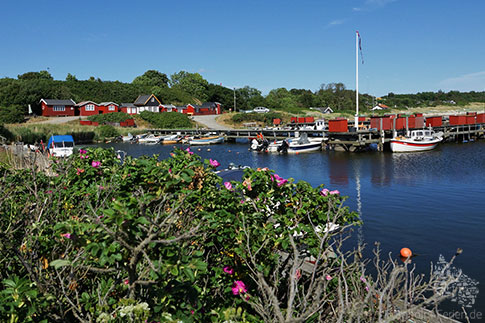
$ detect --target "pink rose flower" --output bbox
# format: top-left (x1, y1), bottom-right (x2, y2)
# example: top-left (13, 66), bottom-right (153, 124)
top-left (325, 274), bottom-right (332, 281)
top-left (231, 280), bottom-right (247, 295)
top-left (224, 182), bottom-right (232, 190)
top-left (360, 276), bottom-right (366, 283)
top-left (79, 149), bottom-right (87, 154)
top-left (91, 161), bottom-right (101, 168)
top-left (123, 279), bottom-right (129, 285)
top-left (223, 266), bottom-right (234, 275)
top-left (330, 190), bottom-right (340, 195)
top-left (209, 159), bottom-right (220, 167)
top-left (185, 147), bottom-right (194, 155)
top-left (61, 233), bottom-right (71, 239)
top-left (320, 188), bottom-right (329, 196)
top-left (277, 178), bottom-right (288, 187)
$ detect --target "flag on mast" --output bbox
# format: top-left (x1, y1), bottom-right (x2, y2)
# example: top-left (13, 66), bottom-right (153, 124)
top-left (357, 31), bottom-right (364, 64)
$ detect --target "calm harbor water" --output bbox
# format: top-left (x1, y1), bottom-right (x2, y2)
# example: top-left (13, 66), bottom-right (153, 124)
top-left (93, 140), bottom-right (485, 321)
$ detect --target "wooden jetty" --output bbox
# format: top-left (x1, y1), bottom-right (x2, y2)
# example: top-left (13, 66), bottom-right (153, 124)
top-left (146, 121), bottom-right (485, 152)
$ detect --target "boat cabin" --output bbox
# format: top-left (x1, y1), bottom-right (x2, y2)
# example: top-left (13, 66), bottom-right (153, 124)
top-left (48, 135), bottom-right (75, 157)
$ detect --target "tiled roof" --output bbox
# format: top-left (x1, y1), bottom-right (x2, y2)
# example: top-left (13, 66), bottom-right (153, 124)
top-left (41, 99), bottom-right (76, 105)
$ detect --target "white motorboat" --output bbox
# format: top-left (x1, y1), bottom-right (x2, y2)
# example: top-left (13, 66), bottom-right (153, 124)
top-left (188, 135), bottom-right (225, 145)
top-left (48, 135), bottom-right (75, 157)
top-left (121, 133), bottom-right (134, 142)
top-left (252, 133), bottom-right (323, 154)
top-left (160, 134), bottom-right (182, 145)
top-left (390, 129), bottom-right (443, 152)
top-left (137, 134), bottom-right (163, 144)
top-left (285, 134), bottom-right (324, 154)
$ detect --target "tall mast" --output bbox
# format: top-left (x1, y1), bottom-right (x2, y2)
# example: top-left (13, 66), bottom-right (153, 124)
top-left (355, 31), bottom-right (359, 130)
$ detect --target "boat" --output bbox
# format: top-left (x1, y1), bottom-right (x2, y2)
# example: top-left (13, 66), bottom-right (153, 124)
top-left (137, 134), bottom-right (163, 144)
top-left (188, 135), bottom-right (225, 145)
top-left (48, 135), bottom-right (75, 157)
top-left (160, 134), bottom-right (182, 145)
top-left (252, 133), bottom-right (323, 154)
top-left (121, 133), bottom-right (134, 142)
top-left (285, 134), bottom-right (324, 153)
top-left (390, 129), bottom-right (443, 152)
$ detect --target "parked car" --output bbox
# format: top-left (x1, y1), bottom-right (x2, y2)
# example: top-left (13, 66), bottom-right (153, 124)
top-left (254, 107), bottom-right (270, 113)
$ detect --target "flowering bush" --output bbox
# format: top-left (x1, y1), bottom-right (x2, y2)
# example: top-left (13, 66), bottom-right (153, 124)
top-left (0, 147), bottom-right (458, 322)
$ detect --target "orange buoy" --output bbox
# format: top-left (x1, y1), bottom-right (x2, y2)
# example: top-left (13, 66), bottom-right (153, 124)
top-left (400, 248), bottom-right (412, 258)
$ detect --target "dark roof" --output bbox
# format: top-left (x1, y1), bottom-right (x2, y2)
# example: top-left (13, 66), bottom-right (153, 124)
top-left (120, 103), bottom-right (135, 108)
top-left (41, 99), bottom-right (76, 106)
top-left (134, 95), bottom-right (151, 105)
top-left (200, 102), bottom-right (217, 109)
top-left (134, 94), bottom-right (162, 106)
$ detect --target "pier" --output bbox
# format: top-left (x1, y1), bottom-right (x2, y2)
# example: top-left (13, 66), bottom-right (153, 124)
top-left (146, 122), bottom-right (485, 152)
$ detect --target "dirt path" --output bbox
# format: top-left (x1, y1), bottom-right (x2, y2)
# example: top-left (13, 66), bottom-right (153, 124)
top-left (192, 115), bottom-right (232, 130)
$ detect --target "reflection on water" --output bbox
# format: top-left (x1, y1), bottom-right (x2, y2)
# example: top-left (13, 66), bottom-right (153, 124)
top-left (92, 141), bottom-right (485, 318)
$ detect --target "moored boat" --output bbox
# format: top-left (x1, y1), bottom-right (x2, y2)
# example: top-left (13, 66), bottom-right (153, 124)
top-left (390, 129), bottom-right (443, 152)
top-left (161, 134), bottom-right (182, 145)
top-left (137, 134), bottom-right (163, 144)
top-left (121, 133), bottom-right (134, 142)
top-left (252, 133), bottom-right (323, 154)
top-left (188, 135), bottom-right (225, 145)
top-left (48, 135), bottom-right (75, 157)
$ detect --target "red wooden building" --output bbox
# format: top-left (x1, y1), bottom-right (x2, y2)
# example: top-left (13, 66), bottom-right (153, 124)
top-left (76, 101), bottom-right (100, 116)
top-left (176, 102), bottom-right (221, 115)
top-left (40, 99), bottom-right (77, 117)
top-left (120, 103), bottom-right (137, 115)
top-left (99, 102), bottom-right (119, 114)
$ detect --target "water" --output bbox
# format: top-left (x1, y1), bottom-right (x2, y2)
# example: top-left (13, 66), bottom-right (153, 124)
top-left (93, 140), bottom-right (485, 321)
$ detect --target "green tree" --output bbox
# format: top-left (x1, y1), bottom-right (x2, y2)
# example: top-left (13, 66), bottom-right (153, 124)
top-left (17, 70), bottom-right (53, 81)
top-left (133, 70), bottom-right (169, 88)
top-left (0, 106), bottom-right (25, 124)
top-left (66, 73), bottom-right (78, 82)
top-left (169, 71), bottom-right (209, 102)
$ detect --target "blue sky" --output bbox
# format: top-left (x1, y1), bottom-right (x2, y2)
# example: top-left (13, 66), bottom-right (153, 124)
top-left (1, 0), bottom-right (484, 96)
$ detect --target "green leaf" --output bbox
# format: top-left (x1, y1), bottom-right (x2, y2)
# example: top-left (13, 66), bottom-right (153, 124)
top-left (50, 259), bottom-right (71, 269)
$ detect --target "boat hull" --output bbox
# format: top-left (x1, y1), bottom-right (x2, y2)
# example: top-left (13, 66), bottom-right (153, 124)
top-left (287, 142), bottom-right (322, 153)
top-left (390, 139), bottom-right (440, 152)
top-left (188, 136), bottom-right (225, 145)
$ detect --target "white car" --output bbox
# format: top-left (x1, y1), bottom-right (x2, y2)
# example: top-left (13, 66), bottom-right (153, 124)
top-left (253, 107), bottom-right (270, 113)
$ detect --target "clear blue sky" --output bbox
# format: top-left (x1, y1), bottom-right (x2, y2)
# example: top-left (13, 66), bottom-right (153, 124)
top-left (1, 0), bottom-right (484, 96)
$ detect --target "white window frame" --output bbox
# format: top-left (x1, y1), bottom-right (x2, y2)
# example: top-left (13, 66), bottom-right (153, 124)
top-left (85, 104), bottom-right (95, 111)
top-left (53, 105), bottom-right (65, 111)
top-left (108, 105), bottom-right (116, 111)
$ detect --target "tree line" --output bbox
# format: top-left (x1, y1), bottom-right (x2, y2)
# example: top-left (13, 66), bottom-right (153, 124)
top-left (1, 70), bottom-right (484, 121)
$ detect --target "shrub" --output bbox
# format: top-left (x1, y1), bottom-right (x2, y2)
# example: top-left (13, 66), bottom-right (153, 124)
top-left (15, 128), bottom-right (46, 144)
top-left (0, 106), bottom-right (25, 124)
top-left (231, 112), bottom-right (283, 125)
top-left (139, 111), bottom-right (193, 128)
top-left (97, 125), bottom-right (119, 139)
top-left (88, 112), bottom-right (131, 123)
top-left (0, 148), bottom-right (460, 322)
top-left (0, 124), bottom-right (14, 142)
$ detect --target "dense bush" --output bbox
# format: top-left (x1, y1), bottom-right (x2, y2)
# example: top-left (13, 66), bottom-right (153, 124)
top-left (0, 105), bottom-right (25, 124)
top-left (87, 112), bottom-right (131, 123)
top-left (0, 124), bottom-right (14, 141)
top-left (97, 125), bottom-right (119, 139)
top-left (140, 111), bottom-right (193, 129)
top-left (231, 112), bottom-right (283, 125)
top-left (15, 128), bottom-right (46, 144)
top-left (0, 148), bottom-right (460, 322)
